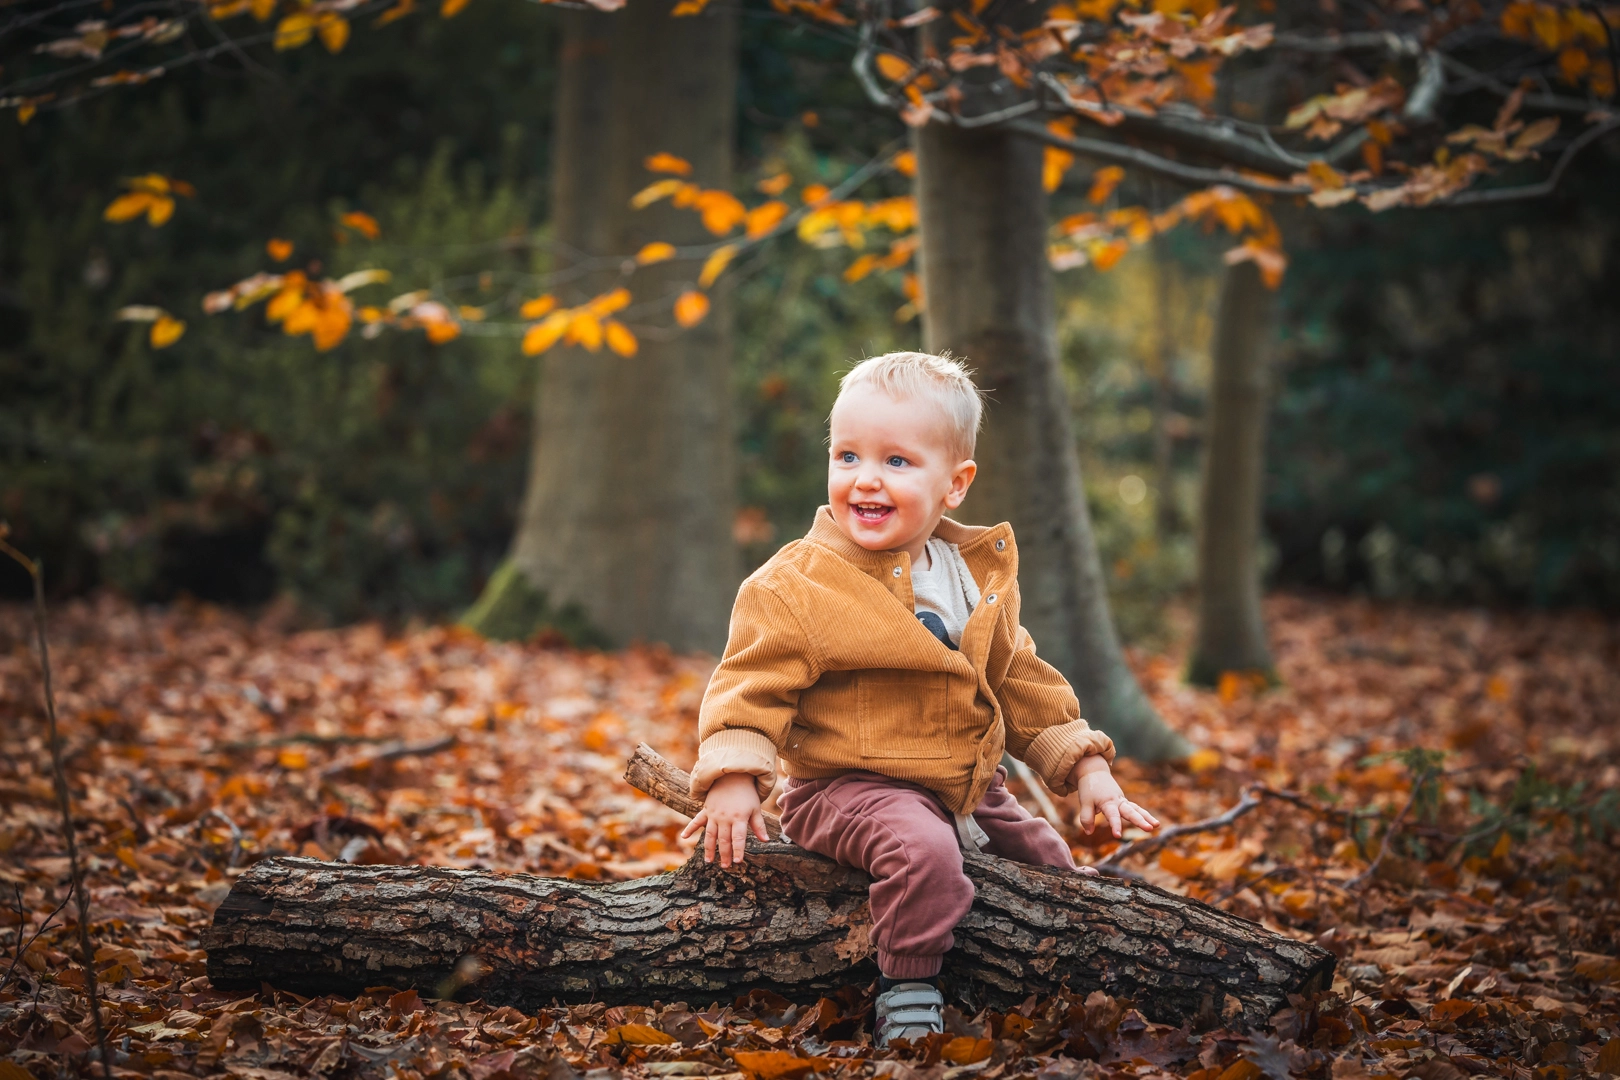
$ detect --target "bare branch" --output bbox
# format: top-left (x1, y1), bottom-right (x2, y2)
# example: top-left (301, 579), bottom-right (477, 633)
top-left (1005, 117), bottom-right (1312, 195)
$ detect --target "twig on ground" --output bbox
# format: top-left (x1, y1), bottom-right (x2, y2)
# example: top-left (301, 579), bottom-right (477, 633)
top-left (223, 733), bottom-right (406, 752)
top-left (320, 734), bottom-right (456, 777)
top-left (1347, 783), bottom-right (1422, 890)
top-left (1097, 785), bottom-right (1268, 868)
top-left (202, 809), bottom-right (245, 867)
top-left (1003, 754), bottom-right (1065, 830)
top-left (1, 883), bottom-right (77, 994)
top-left (0, 528), bottom-right (112, 1078)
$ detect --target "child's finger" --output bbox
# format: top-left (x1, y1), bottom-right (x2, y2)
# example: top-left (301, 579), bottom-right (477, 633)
top-left (1103, 801), bottom-right (1123, 838)
top-left (732, 818), bottom-right (749, 865)
top-left (680, 811), bottom-right (707, 842)
top-left (703, 819), bottom-right (717, 864)
top-left (750, 810), bottom-right (769, 842)
top-left (1077, 794), bottom-right (1095, 834)
top-left (715, 819), bottom-right (733, 867)
top-left (1122, 803), bottom-right (1158, 832)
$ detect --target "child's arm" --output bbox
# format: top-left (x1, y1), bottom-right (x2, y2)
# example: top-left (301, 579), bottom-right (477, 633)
top-left (678, 774), bottom-right (770, 868)
top-left (1069, 754), bottom-right (1159, 837)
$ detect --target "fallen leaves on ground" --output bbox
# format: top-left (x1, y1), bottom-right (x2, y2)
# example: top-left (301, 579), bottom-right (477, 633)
top-left (2, 592), bottom-right (1617, 1080)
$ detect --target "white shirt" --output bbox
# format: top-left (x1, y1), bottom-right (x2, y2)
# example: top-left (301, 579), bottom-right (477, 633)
top-left (911, 537), bottom-right (980, 649)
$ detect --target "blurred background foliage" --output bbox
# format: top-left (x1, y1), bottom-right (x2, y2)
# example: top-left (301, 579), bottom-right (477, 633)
top-left (3, 0), bottom-right (1616, 629)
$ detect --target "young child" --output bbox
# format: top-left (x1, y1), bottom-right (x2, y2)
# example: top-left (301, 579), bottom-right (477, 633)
top-left (679, 352), bottom-right (1160, 1046)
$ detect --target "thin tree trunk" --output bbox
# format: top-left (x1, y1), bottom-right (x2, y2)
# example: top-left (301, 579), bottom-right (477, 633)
top-left (203, 749), bottom-right (1333, 1024)
top-left (462, 1), bottom-right (739, 652)
top-left (1188, 261), bottom-right (1276, 686)
top-left (914, 122), bottom-right (1190, 761)
top-left (1149, 239), bottom-right (1179, 538)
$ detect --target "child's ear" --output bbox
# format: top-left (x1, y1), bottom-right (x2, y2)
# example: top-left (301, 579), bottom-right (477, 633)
top-left (944, 459), bottom-right (977, 509)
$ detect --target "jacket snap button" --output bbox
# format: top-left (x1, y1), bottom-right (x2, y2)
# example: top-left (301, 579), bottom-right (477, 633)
top-left (995, 539), bottom-right (1005, 551)
top-left (892, 566), bottom-right (902, 577)
top-left (987, 593), bottom-right (998, 603)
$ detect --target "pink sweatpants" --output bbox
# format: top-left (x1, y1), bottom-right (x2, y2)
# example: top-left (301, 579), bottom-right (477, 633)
top-left (776, 767), bottom-right (1075, 980)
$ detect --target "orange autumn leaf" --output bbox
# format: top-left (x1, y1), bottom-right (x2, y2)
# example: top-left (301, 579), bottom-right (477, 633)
top-left (522, 310), bottom-right (571, 356)
top-left (273, 11), bottom-right (315, 48)
top-left (441, 0), bottom-right (471, 16)
top-left (728, 1051), bottom-right (833, 1080)
top-left (757, 171), bottom-right (792, 195)
top-left (631, 178), bottom-right (688, 209)
top-left (605, 1023), bottom-right (675, 1045)
top-left (694, 189), bottom-right (747, 235)
top-left (340, 211), bottom-right (381, 239)
top-left (149, 315), bottom-right (186, 349)
top-left (1087, 165), bottom-right (1125, 205)
top-left (671, 0), bottom-right (711, 13)
top-left (875, 53), bottom-right (913, 81)
top-left (673, 290), bottom-right (710, 327)
top-left (635, 242), bottom-right (678, 265)
top-left (744, 200), bottom-right (789, 239)
top-left (891, 149), bottom-right (917, 177)
top-left (266, 238), bottom-right (294, 261)
top-left (586, 287), bottom-right (631, 317)
top-left (519, 294), bottom-right (557, 319)
top-left (604, 320), bottom-right (637, 357)
top-left (941, 1037), bottom-right (992, 1065)
top-left (317, 12), bottom-right (349, 51)
top-left (644, 152), bottom-right (693, 176)
top-left (1158, 849), bottom-right (1205, 878)
top-left (566, 311), bottom-right (604, 351)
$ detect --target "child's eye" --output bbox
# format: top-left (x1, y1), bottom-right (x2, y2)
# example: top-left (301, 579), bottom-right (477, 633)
top-left (839, 451), bottom-right (857, 464)
top-left (887, 456), bottom-right (907, 468)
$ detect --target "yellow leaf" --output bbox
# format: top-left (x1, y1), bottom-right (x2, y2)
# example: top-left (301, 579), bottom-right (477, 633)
top-left (1513, 116), bottom-right (1559, 151)
top-left (757, 171), bottom-right (792, 195)
top-left (458, 305), bottom-right (484, 321)
top-left (586, 287), bottom-right (631, 317)
top-left (631, 178), bottom-right (686, 209)
top-left (317, 12), bottom-right (349, 51)
top-left (522, 310), bottom-right (571, 356)
top-left (635, 241), bottom-right (677, 265)
top-left (1491, 831), bottom-right (1512, 859)
top-left (104, 192), bottom-right (154, 222)
top-left (673, 290), bottom-right (709, 328)
top-left (875, 53), bottom-right (913, 81)
top-left (17, 104), bottom-right (36, 125)
top-left (671, 0), bottom-right (710, 13)
top-left (1186, 748), bottom-right (1221, 773)
top-left (441, 0), bottom-right (470, 16)
top-left (266, 237), bottom-right (293, 261)
top-left (1089, 237), bottom-right (1129, 271)
top-left (801, 183), bottom-right (830, 206)
top-left (606, 1024), bottom-right (677, 1045)
top-left (149, 315), bottom-right (185, 349)
top-left (744, 200), bottom-right (789, 239)
top-left (145, 195), bottom-right (176, 226)
top-left (273, 11), bottom-right (315, 49)
top-left (277, 747), bottom-right (309, 769)
top-left (340, 210), bottom-right (380, 239)
top-left (375, 0), bottom-right (414, 25)
top-left (1158, 849), bottom-right (1205, 878)
top-left (644, 152), bottom-right (693, 176)
top-left (699, 244), bottom-right (737, 287)
top-left (1087, 165), bottom-right (1125, 204)
top-left (251, 0), bottom-right (275, 19)
top-left (566, 312), bottom-right (603, 351)
top-left (604, 320), bottom-right (637, 357)
top-left (519, 294), bottom-right (557, 319)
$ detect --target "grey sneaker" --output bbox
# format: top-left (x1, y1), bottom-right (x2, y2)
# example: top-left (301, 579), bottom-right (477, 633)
top-left (874, 981), bottom-right (944, 1048)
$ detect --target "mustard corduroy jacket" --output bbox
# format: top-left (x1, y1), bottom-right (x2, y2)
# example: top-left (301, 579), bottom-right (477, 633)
top-left (691, 506), bottom-right (1116, 815)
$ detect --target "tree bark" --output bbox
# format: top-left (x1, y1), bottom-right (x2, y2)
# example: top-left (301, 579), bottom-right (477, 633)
top-left (914, 121), bottom-right (1190, 762)
top-left (461, 1), bottom-right (739, 652)
top-left (1188, 261), bottom-right (1277, 686)
top-left (204, 747), bottom-right (1332, 1026)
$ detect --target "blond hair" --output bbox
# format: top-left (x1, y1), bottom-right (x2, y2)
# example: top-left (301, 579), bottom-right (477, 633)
top-left (835, 351), bottom-right (985, 460)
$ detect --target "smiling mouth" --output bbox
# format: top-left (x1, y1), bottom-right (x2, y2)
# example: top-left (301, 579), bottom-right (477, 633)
top-left (851, 503), bottom-right (894, 522)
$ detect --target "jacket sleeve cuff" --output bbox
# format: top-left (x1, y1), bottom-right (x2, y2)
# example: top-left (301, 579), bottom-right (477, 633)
top-left (689, 728), bottom-right (779, 801)
top-left (1022, 721), bottom-right (1116, 796)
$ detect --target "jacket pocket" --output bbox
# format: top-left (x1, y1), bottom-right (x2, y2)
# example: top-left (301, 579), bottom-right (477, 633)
top-left (857, 671), bottom-right (951, 760)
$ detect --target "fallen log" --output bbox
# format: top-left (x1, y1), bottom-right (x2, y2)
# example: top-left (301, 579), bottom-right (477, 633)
top-left (204, 746), bottom-right (1333, 1026)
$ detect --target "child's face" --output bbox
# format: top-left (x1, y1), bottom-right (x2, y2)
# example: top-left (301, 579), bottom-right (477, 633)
top-left (827, 384), bottom-right (976, 560)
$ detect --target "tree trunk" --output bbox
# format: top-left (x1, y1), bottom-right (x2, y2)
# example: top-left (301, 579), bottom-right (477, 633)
top-left (203, 749), bottom-right (1333, 1026)
top-left (1148, 238), bottom-right (1180, 539)
top-left (1188, 261), bottom-right (1277, 686)
top-left (461, 1), bottom-right (739, 652)
top-left (914, 121), bottom-right (1190, 762)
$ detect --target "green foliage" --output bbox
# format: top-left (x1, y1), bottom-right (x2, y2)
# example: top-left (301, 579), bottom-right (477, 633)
top-left (1466, 764), bottom-right (1620, 857)
top-left (1268, 170), bottom-right (1620, 608)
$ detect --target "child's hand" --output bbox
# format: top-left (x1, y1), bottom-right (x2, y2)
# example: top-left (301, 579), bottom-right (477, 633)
top-left (1069, 755), bottom-right (1159, 838)
top-left (680, 773), bottom-right (770, 868)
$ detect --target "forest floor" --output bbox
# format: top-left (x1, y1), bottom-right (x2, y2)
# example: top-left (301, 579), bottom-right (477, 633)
top-left (2, 592), bottom-right (1618, 1080)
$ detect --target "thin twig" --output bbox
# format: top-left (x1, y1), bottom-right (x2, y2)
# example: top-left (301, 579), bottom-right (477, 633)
top-left (0, 884), bottom-right (77, 994)
top-left (1347, 783), bottom-right (1423, 889)
top-left (1096, 785), bottom-right (1267, 868)
top-left (319, 734), bottom-right (457, 777)
top-left (1003, 754), bottom-right (1064, 830)
top-left (0, 530), bottom-right (111, 1078)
